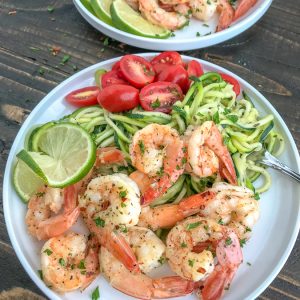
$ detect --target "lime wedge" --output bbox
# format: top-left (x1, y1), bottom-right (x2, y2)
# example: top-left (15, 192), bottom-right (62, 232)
top-left (111, 0), bottom-right (170, 39)
top-left (81, 0), bottom-right (97, 16)
top-left (13, 160), bottom-right (45, 203)
top-left (91, 0), bottom-right (113, 25)
top-left (17, 123), bottom-right (96, 188)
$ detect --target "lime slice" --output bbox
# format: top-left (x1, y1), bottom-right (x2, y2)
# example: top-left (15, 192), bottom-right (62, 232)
top-left (13, 160), bottom-right (45, 203)
top-left (111, 0), bottom-right (170, 39)
top-left (17, 123), bottom-right (96, 187)
top-left (28, 122), bottom-right (55, 152)
top-left (81, 0), bottom-right (97, 16)
top-left (91, 0), bottom-right (113, 25)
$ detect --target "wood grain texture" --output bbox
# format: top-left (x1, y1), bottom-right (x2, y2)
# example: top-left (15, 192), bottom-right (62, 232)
top-left (0, 0), bottom-right (299, 299)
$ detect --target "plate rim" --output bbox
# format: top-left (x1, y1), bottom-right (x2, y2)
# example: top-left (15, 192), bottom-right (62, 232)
top-left (73, 0), bottom-right (273, 45)
top-left (3, 53), bottom-right (300, 300)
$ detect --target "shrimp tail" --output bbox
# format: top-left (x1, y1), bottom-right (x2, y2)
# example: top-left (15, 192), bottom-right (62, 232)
top-left (81, 235), bottom-right (100, 290)
top-left (64, 185), bottom-right (78, 213)
top-left (234, 0), bottom-right (258, 21)
top-left (178, 191), bottom-right (216, 216)
top-left (37, 207), bottom-right (80, 240)
top-left (152, 276), bottom-right (195, 298)
top-left (86, 216), bottom-right (140, 273)
top-left (96, 147), bottom-right (126, 166)
top-left (216, 0), bottom-right (234, 32)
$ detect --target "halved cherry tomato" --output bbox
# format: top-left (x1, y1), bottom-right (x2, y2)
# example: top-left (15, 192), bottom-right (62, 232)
top-left (65, 86), bottom-right (100, 107)
top-left (139, 82), bottom-right (183, 113)
top-left (220, 73), bottom-right (240, 95)
top-left (187, 60), bottom-right (204, 79)
top-left (151, 51), bottom-right (183, 74)
top-left (101, 70), bottom-right (128, 88)
top-left (157, 65), bottom-right (190, 93)
top-left (112, 61), bottom-right (120, 71)
top-left (119, 55), bottom-right (155, 88)
top-left (97, 84), bottom-right (139, 113)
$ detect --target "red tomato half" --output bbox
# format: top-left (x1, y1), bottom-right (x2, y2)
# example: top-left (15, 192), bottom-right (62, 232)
top-left (220, 73), bottom-right (240, 96)
top-left (112, 61), bottom-right (120, 71)
top-left (139, 82), bottom-right (183, 113)
top-left (65, 86), bottom-right (100, 107)
top-left (157, 65), bottom-right (190, 93)
top-left (151, 51), bottom-right (183, 74)
top-left (97, 84), bottom-right (139, 113)
top-left (187, 60), bottom-right (204, 79)
top-left (119, 55), bottom-right (155, 88)
top-left (101, 70), bottom-right (128, 88)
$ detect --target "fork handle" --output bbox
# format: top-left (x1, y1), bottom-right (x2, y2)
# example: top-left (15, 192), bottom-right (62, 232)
top-left (261, 152), bottom-right (300, 183)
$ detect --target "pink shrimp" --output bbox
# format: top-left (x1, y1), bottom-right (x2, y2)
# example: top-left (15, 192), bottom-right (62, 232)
top-left (166, 216), bottom-right (243, 300)
top-left (216, 0), bottom-right (235, 32)
top-left (130, 124), bottom-right (185, 206)
top-left (26, 185), bottom-right (79, 240)
top-left (187, 121), bottom-right (237, 185)
top-left (234, 0), bottom-right (258, 21)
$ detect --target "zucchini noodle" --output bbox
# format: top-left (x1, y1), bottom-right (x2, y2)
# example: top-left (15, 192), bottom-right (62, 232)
top-left (62, 72), bottom-right (284, 203)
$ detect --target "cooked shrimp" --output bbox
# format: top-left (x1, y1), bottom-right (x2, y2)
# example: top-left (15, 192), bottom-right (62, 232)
top-left (139, 0), bottom-right (188, 30)
top-left (159, 0), bottom-right (189, 6)
top-left (130, 124), bottom-right (185, 205)
top-left (41, 232), bottom-right (99, 292)
top-left (100, 246), bottom-right (194, 299)
top-left (187, 121), bottom-right (237, 185)
top-left (234, 0), bottom-right (258, 21)
top-left (79, 174), bottom-right (141, 228)
top-left (138, 190), bottom-right (216, 230)
top-left (166, 216), bottom-right (243, 297)
top-left (216, 0), bottom-right (234, 32)
top-left (200, 182), bottom-right (259, 240)
top-left (26, 185), bottom-right (80, 240)
top-left (126, 226), bottom-right (166, 273)
top-left (190, 0), bottom-right (218, 21)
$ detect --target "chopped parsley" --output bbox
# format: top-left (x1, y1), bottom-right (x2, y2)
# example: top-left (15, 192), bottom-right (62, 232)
top-left (196, 32), bottom-right (201, 37)
top-left (218, 218), bottom-right (224, 225)
top-left (61, 54), bottom-right (71, 65)
top-left (151, 98), bottom-right (161, 109)
top-left (181, 157), bottom-right (187, 164)
top-left (119, 190), bottom-right (127, 198)
top-left (188, 259), bottom-right (195, 267)
top-left (120, 202), bottom-right (127, 208)
top-left (245, 226), bottom-right (252, 233)
top-left (246, 262), bottom-right (252, 266)
top-left (103, 37), bottom-right (109, 46)
top-left (203, 225), bottom-right (209, 231)
top-left (119, 224), bottom-right (128, 233)
top-left (58, 258), bottom-right (65, 267)
top-left (38, 270), bottom-right (43, 280)
top-left (78, 260), bottom-right (86, 269)
top-left (158, 256), bottom-right (165, 265)
top-left (225, 237), bottom-right (232, 246)
top-left (47, 6), bottom-right (54, 13)
top-left (170, 32), bottom-right (176, 37)
top-left (91, 286), bottom-right (100, 300)
top-left (43, 249), bottom-right (53, 256)
top-left (240, 238), bottom-right (247, 247)
top-left (36, 191), bottom-right (45, 197)
top-left (38, 67), bottom-right (45, 75)
top-left (186, 221), bottom-right (201, 230)
top-left (212, 111), bottom-right (220, 124)
top-left (94, 217), bottom-right (105, 227)
top-left (181, 242), bottom-right (187, 248)
top-left (203, 23), bottom-right (209, 27)
top-left (138, 140), bottom-right (145, 155)
top-left (254, 193), bottom-right (260, 200)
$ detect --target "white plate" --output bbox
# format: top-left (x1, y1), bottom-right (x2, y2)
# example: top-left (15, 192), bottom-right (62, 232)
top-left (73, 0), bottom-right (272, 51)
top-left (3, 54), bottom-right (300, 300)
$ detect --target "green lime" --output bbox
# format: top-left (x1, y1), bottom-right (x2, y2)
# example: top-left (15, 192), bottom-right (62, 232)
top-left (94, 69), bottom-right (107, 88)
top-left (111, 0), bottom-right (170, 39)
top-left (91, 0), bottom-right (113, 25)
top-left (28, 122), bottom-right (55, 152)
top-left (13, 160), bottom-right (45, 203)
top-left (81, 0), bottom-right (97, 16)
top-left (17, 123), bottom-right (96, 188)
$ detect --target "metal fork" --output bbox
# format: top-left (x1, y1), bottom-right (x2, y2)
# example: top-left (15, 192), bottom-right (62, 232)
top-left (258, 150), bottom-right (300, 183)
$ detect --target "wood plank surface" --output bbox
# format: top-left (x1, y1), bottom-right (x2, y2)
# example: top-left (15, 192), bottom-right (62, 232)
top-left (0, 0), bottom-right (299, 299)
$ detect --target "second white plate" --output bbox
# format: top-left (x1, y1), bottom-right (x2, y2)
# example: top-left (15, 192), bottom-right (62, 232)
top-left (73, 0), bottom-right (272, 51)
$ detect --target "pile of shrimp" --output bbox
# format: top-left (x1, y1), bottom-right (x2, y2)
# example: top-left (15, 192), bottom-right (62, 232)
top-left (125, 0), bottom-right (258, 31)
top-left (26, 121), bottom-right (260, 300)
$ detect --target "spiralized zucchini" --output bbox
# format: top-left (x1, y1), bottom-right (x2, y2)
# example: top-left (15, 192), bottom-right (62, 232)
top-left (62, 72), bottom-right (284, 204)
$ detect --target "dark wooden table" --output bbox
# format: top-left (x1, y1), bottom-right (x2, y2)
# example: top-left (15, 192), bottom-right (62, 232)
top-left (0, 0), bottom-right (299, 299)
